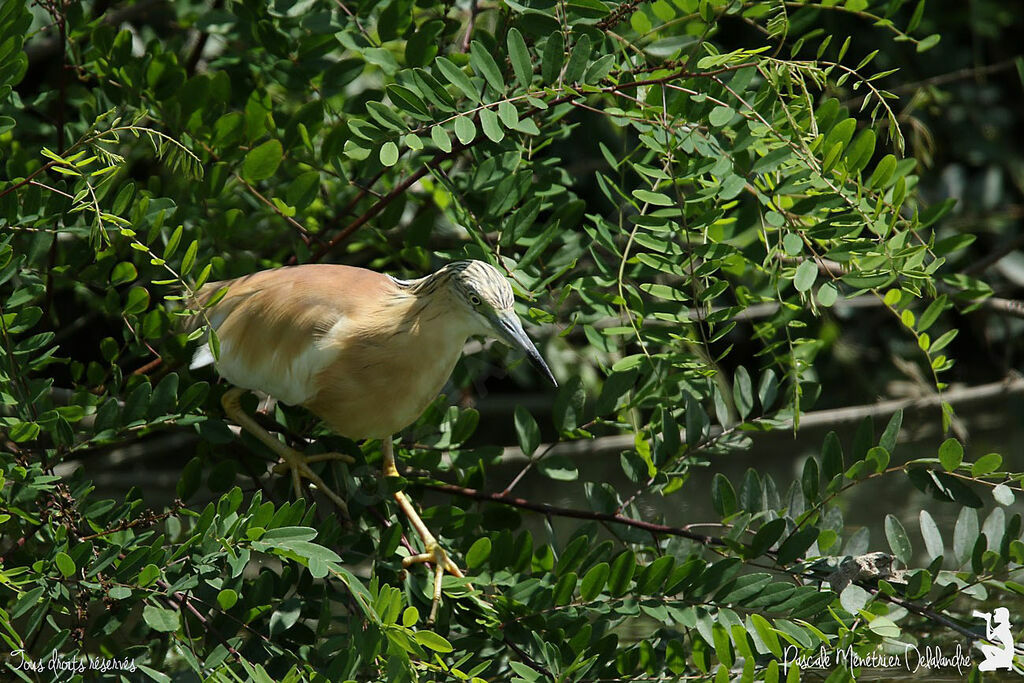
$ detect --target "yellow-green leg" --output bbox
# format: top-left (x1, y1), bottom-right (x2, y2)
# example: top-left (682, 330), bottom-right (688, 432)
top-left (222, 387), bottom-right (354, 515)
top-left (382, 438), bottom-right (467, 622)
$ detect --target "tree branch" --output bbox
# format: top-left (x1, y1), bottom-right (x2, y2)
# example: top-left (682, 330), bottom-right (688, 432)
top-left (424, 482), bottom-right (724, 546)
top-left (308, 144), bottom-right (466, 262)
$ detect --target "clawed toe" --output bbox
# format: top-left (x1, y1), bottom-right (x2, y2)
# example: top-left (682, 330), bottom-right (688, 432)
top-left (403, 542), bottom-right (468, 622)
top-left (273, 448), bottom-right (350, 515)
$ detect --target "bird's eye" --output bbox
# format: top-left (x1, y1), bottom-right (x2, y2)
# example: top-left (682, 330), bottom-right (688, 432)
top-left (469, 294), bottom-right (482, 306)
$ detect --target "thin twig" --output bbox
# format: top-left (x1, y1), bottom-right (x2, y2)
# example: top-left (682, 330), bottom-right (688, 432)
top-left (309, 144), bottom-right (466, 262)
top-left (425, 483), bottom-right (723, 546)
top-left (502, 637), bottom-right (555, 680)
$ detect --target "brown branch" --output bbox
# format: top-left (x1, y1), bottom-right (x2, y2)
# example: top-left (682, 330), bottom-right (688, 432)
top-left (424, 483), bottom-right (724, 546)
top-left (979, 297), bottom-right (1024, 320)
top-left (308, 144), bottom-right (466, 262)
top-left (596, 0), bottom-right (651, 31)
top-left (876, 591), bottom-right (997, 646)
top-left (305, 61), bottom-right (757, 261)
top-left (503, 637), bottom-right (554, 680)
top-left (459, 0), bottom-right (479, 53)
top-left (331, 0), bottom-right (378, 48)
top-left (0, 161), bottom-right (58, 200)
top-left (963, 231), bottom-right (1024, 276)
top-left (79, 501), bottom-right (184, 541)
top-left (493, 376), bottom-right (1024, 466)
top-left (235, 173), bottom-right (313, 245)
top-left (845, 58), bottom-right (1022, 111)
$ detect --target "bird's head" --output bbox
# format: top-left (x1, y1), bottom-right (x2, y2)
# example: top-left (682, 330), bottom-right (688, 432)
top-left (444, 260), bottom-right (557, 386)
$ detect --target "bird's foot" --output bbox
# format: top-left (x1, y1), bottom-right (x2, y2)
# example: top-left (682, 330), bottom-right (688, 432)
top-left (272, 447), bottom-right (351, 515)
top-left (402, 540), bottom-right (468, 623)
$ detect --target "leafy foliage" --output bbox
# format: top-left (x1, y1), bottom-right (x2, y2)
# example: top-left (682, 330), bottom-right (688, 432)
top-left (1, 0), bottom-right (1023, 680)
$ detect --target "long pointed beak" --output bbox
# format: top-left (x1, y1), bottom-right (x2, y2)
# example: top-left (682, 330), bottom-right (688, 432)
top-left (492, 310), bottom-right (557, 386)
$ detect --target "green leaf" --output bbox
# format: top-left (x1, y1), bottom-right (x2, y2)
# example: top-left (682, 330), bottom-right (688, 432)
top-left (750, 519), bottom-right (786, 557)
top-left (431, 125), bottom-right (452, 152)
top-left (922, 198), bottom-right (959, 229)
top-left (138, 563), bottom-right (160, 586)
top-left (821, 431), bottom-right (844, 484)
top-left (972, 453), bottom-right (1002, 476)
top-left (217, 589), bottom-right (238, 609)
top-left (580, 562), bottom-right (610, 600)
top-left (584, 54), bottom-right (616, 83)
top-left (55, 551), bottom-right (75, 578)
top-left (817, 281), bottom-right (838, 306)
top-left (801, 457), bottom-right (819, 502)
top-left (757, 370), bottom-right (779, 411)
top-left (632, 189), bottom-right (673, 206)
top-left (553, 572), bottom-right (577, 605)
top-left (750, 614), bottom-right (782, 658)
top-left (498, 101), bottom-right (519, 128)
top-left (732, 365), bottom-right (753, 420)
top-left (563, 34), bottom-right (591, 83)
top-left (108, 586), bottom-right (132, 600)
top-left (711, 473), bottom-right (737, 516)
top-left (480, 108), bottom-right (504, 142)
top-left (405, 19), bottom-right (444, 66)
top-left (917, 295), bottom-right (947, 333)
top-left (845, 128), bottom-right (876, 174)
top-left (181, 240), bottom-right (198, 275)
top-left (143, 605), bottom-right (180, 633)
top-left (709, 105), bottom-right (734, 127)
top-left (993, 484), bottom-right (1015, 506)
top-left (454, 115), bottom-right (476, 144)
top-left (110, 261), bottom-right (138, 286)
top-left (242, 139), bottom-right (283, 182)
top-left (470, 40), bottom-right (505, 92)
top-left (776, 527), bottom-right (818, 564)
top-left (388, 84), bottom-right (430, 119)
top-left (636, 555), bottom-right (675, 594)
top-left (415, 630), bottom-right (453, 652)
top-left (953, 507), bottom-right (978, 565)
top-left (177, 456), bottom-right (203, 500)
top-left (466, 537), bottom-right (492, 569)
top-left (553, 376), bottom-right (585, 431)
top-left (379, 141), bottom-right (399, 166)
top-left (823, 117), bottom-right (857, 155)
top-left (607, 550), bottom-right (636, 596)
top-left (884, 514), bottom-right (912, 565)
top-left (541, 32), bottom-right (564, 84)
top-left (435, 57), bottom-right (481, 102)
top-left (869, 153), bottom-right (898, 189)
top-left (868, 615), bottom-right (901, 638)
top-left (124, 286), bottom-right (150, 315)
top-left (507, 28), bottom-right (533, 87)
top-left (938, 437), bottom-right (963, 471)
top-left (919, 509), bottom-right (944, 560)
top-left (839, 584), bottom-right (871, 614)
top-left (879, 409), bottom-right (902, 454)
top-left (793, 260), bottom-right (817, 292)
top-left (514, 405), bottom-right (541, 457)
top-left (866, 446), bottom-right (890, 473)
top-left (916, 34), bottom-right (940, 52)
top-left (537, 454), bottom-right (578, 481)
top-left (286, 171), bottom-right (321, 210)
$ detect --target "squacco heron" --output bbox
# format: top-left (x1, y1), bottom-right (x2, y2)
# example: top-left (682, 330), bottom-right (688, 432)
top-left (190, 259), bottom-right (555, 618)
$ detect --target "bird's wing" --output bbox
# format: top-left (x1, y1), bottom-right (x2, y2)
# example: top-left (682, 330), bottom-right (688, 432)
top-left (190, 264), bottom-right (399, 405)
